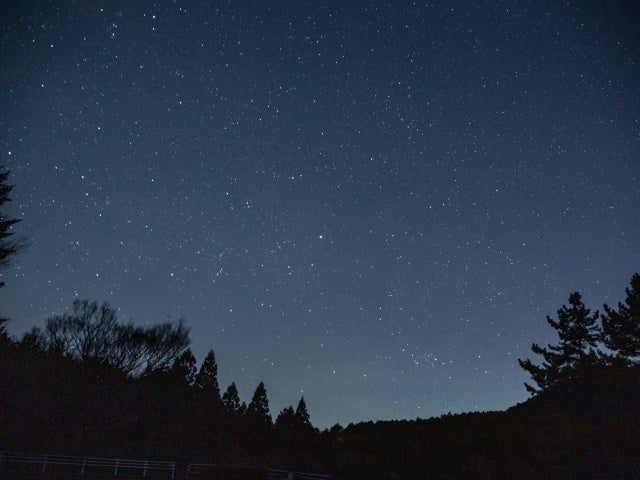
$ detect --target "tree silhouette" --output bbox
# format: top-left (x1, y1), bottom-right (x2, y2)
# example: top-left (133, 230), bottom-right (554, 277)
top-left (25, 299), bottom-right (190, 376)
top-left (246, 381), bottom-right (272, 424)
top-left (222, 382), bottom-right (244, 415)
top-left (295, 396), bottom-right (311, 425)
top-left (518, 292), bottom-right (600, 394)
top-left (170, 348), bottom-right (197, 386)
top-left (0, 166), bottom-right (26, 328)
top-left (275, 405), bottom-right (296, 428)
top-left (0, 166), bottom-right (25, 289)
top-left (195, 349), bottom-right (221, 401)
top-left (276, 397), bottom-right (311, 428)
top-left (601, 273), bottom-right (640, 363)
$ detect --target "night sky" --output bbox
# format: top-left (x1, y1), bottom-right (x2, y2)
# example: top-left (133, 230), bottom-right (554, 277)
top-left (1, 1), bottom-right (638, 429)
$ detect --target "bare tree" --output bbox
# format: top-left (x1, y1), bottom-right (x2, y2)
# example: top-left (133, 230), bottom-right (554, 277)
top-left (29, 299), bottom-right (190, 376)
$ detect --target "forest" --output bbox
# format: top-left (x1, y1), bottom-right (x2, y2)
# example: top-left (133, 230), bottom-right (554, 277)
top-left (1, 166), bottom-right (639, 479)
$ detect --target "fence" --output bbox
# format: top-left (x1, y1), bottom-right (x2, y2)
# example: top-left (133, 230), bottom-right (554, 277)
top-left (186, 463), bottom-right (330, 480)
top-left (0, 451), bottom-right (176, 478)
top-left (0, 453), bottom-right (330, 480)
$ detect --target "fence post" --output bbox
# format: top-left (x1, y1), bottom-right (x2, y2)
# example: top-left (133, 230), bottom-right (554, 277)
top-left (41, 454), bottom-right (47, 473)
top-left (114, 458), bottom-right (119, 476)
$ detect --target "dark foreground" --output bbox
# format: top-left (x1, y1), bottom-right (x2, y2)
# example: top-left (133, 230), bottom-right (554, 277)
top-left (2, 346), bottom-right (638, 480)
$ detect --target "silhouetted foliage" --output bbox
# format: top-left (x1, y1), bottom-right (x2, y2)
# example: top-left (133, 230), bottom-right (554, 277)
top-left (602, 273), bottom-right (640, 363)
top-left (275, 397), bottom-right (311, 430)
top-left (0, 166), bottom-right (26, 289)
top-left (321, 362), bottom-right (640, 479)
top-left (276, 405), bottom-right (296, 427)
top-left (272, 396), bottom-right (322, 471)
top-left (518, 292), bottom-right (601, 393)
top-left (295, 396), bottom-right (311, 425)
top-left (24, 299), bottom-right (190, 376)
top-left (4, 277), bottom-right (640, 479)
top-left (0, 166), bottom-right (26, 327)
top-left (170, 348), bottom-right (197, 386)
top-left (246, 381), bottom-right (272, 424)
top-left (195, 349), bottom-right (221, 401)
top-left (222, 382), bottom-right (245, 416)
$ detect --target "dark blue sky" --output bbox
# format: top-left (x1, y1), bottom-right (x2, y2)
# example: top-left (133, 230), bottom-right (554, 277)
top-left (1, 1), bottom-right (638, 428)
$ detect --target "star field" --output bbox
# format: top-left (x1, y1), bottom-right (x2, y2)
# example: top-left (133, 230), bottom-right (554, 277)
top-left (1, 1), bottom-right (639, 428)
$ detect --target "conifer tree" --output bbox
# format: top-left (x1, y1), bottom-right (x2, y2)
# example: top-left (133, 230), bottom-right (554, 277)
top-left (246, 381), bottom-right (271, 424)
top-left (0, 166), bottom-right (25, 289)
top-left (275, 405), bottom-right (296, 428)
top-left (0, 166), bottom-right (25, 325)
top-left (518, 292), bottom-right (600, 394)
top-left (222, 382), bottom-right (244, 415)
top-left (295, 396), bottom-right (311, 425)
top-left (601, 273), bottom-right (640, 363)
top-left (194, 349), bottom-right (221, 401)
top-left (171, 348), bottom-right (197, 386)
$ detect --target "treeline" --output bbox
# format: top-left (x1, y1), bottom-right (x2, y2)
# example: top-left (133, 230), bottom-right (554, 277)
top-left (1, 275), bottom-right (639, 479)
top-left (328, 361), bottom-right (639, 479)
top-left (0, 300), bottom-right (328, 471)
top-left (325, 270), bottom-right (640, 479)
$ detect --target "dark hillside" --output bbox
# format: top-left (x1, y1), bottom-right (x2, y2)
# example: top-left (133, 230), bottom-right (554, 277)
top-left (328, 364), bottom-right (640, 479)
top-left (501, 363), bottom-right (640, 479)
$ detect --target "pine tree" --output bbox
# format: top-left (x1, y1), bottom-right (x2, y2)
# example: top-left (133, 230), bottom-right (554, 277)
top-left (601, 273), bottom-right (640, 363)
top-left (171, 348), bottom-right (197, 386)
top-left (275, 405), bottom-right (296, 428)
top-left (194, 349), bottom-right (221, 401)
top-left (518, 292), bottom-right (600, 394)
top-left (0, 166), bottom-right (26, 325)
top-left (0, 166), bottom-right (24, 288)
top-left (295, 396), bottom-right (311, 425)
top-left (246, 381), bottom-right (271, 424)
top-left (222, 382), bottom-right (244, 415)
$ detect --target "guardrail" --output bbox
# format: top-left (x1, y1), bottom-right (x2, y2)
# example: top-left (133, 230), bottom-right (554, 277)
top-left (0, 452), bottom-right (330, 480)
top-left (186, 463), bottom-right (330, 480)
top-left (0, 451), bottom-right (176, 478)
top-left (264, 469), bottom-right (330, 480)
